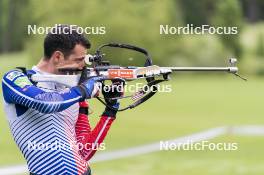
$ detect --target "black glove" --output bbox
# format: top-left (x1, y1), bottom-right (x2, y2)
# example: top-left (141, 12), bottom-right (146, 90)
top-left (102, 80), bottom-right (124, 117)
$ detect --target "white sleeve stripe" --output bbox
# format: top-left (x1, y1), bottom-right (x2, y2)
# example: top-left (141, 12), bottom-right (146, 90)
top-left (85, 117), bottom-right (111, 158)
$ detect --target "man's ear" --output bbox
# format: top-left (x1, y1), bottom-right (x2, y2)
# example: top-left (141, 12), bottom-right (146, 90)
top-left (52, 51), bottom-right (64, 64)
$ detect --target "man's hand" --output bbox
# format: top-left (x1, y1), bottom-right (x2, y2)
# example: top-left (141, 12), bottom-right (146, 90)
top-left (102, 80), bottom-right (124, 117)
top-left (78, 76), bottom-right (104, 99)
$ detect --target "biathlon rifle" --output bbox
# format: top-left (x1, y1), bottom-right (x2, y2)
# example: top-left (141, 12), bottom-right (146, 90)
top-left (30, 43), bottom-right (246, 111)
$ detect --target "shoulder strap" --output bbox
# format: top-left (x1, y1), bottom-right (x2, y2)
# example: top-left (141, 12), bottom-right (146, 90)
top-left (16, 67), bottom-right (37, 85)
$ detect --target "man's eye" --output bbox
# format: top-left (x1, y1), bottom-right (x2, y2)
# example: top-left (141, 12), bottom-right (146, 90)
top-left (77, 57), bottom-right (85, 61)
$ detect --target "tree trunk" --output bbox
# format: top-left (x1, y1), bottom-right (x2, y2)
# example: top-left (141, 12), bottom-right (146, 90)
top-left (247, 0), bottom-right (258, 22)
top-left (2, 0), bottom-right (16, 53)
top-left (0, 0), bottom-right (3, 53)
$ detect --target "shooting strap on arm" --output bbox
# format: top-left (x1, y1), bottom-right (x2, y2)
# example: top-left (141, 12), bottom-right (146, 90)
top-left (79, 101), bottom-right (89, 115)
top-left (16, 67), bottom-right (37, 85)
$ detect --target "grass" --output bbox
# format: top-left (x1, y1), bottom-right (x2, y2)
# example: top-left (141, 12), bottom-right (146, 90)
top-left (0, 53), bottom-right (263, 174)
top-left (88, 75), bottom-right (264, 150)
top-left (91, 135), bottom-right (264, 175)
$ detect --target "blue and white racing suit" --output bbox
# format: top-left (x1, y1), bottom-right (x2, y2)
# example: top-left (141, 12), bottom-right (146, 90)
top-left (2, 66), bottom-right (91, 174)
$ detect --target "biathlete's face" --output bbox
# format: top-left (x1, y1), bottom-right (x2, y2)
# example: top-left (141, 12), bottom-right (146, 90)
top-left (55, 44), bottom-right (87, 74)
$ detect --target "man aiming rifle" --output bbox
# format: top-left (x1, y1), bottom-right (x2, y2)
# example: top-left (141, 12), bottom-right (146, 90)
top-left (1, 22), bottom-right (245, 175)
top-left (1, 25), bottom-right (120, 175)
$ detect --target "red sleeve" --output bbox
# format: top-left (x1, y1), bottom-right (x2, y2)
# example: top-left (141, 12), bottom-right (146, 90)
top-left (75, 101), bottom-right (115, 161)
top-left (75, 102), bottom-right (92, 142)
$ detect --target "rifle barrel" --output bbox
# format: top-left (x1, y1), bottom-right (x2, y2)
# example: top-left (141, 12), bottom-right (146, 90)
top-left (163, 67), bottom-right (238, 73)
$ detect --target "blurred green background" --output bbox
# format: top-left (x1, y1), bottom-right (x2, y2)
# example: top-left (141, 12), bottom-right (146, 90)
top-left (0, 0), bottom-right (263, 174)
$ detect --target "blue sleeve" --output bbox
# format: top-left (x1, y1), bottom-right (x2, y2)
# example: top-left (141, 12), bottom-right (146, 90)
top-left (2, 70), bottom-right (84, 114)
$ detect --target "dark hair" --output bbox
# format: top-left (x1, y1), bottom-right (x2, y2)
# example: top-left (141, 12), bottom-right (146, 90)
top-left (44, 24), bottom-right (91, 59)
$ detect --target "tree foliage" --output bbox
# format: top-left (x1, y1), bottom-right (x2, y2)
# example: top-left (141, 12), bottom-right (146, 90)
top-left (0, 0), bottom-right (263, 75)
top-left (211, 0), bottom-right (243, 58)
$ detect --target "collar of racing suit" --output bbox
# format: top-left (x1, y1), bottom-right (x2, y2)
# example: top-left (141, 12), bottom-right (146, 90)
top-left (32, 66), bottom-right (68, 91)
